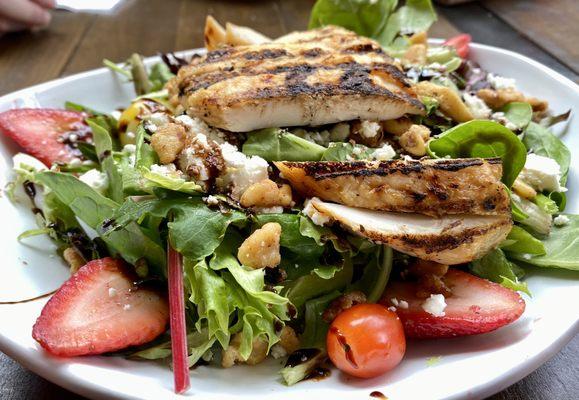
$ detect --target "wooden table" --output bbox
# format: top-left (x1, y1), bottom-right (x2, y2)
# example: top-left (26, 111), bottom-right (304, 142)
top-left (0, 0), bottom-right (577, 399)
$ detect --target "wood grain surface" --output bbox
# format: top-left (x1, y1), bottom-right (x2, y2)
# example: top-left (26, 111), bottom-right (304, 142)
top-left (0, 1), bottom-right (577, 399)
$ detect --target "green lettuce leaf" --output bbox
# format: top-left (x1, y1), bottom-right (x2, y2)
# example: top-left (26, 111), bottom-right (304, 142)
top-left (523, 122), bottom-right (570, 185)
top-left (349, 245), bottom-right (393, 302)
top-left (301, 291), bottom-right (341, 348)
top-left (508, 214), bottom-right (579, 270)
top-left (469, 248), bottom-right (530, 295)
top-left (500, 102), bottom-right (532, 131)
top-left (243, 128), bottom-right (326, 161)
top-left (500, 225), bottom-right (545, 255)
top-left (321, 142), bottom-right (373, 161)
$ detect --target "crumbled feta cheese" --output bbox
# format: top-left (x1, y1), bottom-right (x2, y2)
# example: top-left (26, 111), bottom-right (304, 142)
top-left (292, 128), bottom-right (331, 146)
top-left (522, 253), bottom-right (533, 260)
top-left (372, 143), bottom-right (396, 161)
top-left (204, 195), bottom-right (219, 205)
top-left (391, 298), bottom-right (400, 307)
top-left (352, 146), bottom-right (363, 156)
top-left (399, 300), bottom-right (409, 309)
top-left (255, 206), bottom-right (284, 214)
top-left (148, 112), bottom-right (170, 127)
top-left (123, 304), bottom-right (131, 311)
top-left (421, 294), bottom-right (447, 317)
top-left (13, 153), bottom-right (48, 171)
top-left (487, 73), bottom-right (516, 90)
top-left (79, 169), bottom-right (109, 193)
top-left (150, 163), bottom-right (183, 178)
top-left (388, 306), bottom-right (397, 312)
top-left (553, 215), bottom-right (570, 226)
top-left (144, 122), bottom-right (157, 133)
top-left (125, 131), bottom-right (136, 139)
top-left (270, 344), bottom-right (287, 359)
top-left (359, 120), bottom-right (382, 139)
top-left (69, 157), bottom-right (82, 167)
top-left (491, 111), bottom-right (518, 131)
top-left (303, 198), bottom-right (332, 226)
top-left (463, 92), bottom-right (491, 119)
top-left (176, 114), bottom-right (225, 144)
top-left (518, 153), bottom-right (566, 193)
top-left (110, 110), bottom-right (122, 120)
top-left (218, 142), bottom-right (269, 199)
top-left (108, 287), bottom-right (117, 297)
top-left (122, 144), bottom-right (137, 166)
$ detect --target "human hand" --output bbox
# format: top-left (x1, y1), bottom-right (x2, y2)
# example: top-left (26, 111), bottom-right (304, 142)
top-left (0, 0), bottom-right (56, 36)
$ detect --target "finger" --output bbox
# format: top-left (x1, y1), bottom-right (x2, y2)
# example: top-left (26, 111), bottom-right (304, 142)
top-left (0, 0), bottom-right (52, 27)
top-left (31, 0), bottom-right (57, 9)
top-left (0, 17), bottom-right (28, 34)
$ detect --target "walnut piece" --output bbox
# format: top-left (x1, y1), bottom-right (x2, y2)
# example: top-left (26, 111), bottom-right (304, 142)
top-left (150, 122), bottom-right (186, 164)
top-left (402, 43), bottom-right (427, 65)
top-left (399, 125), bottom-right (431, 156)
top-left (415, 81), bottom-right (473, 122)
top-left (221, 333), bottom-right (268, 368)
top-left (240, 179), bottom-right (293, 208)
top-left (322, 291), bottom-right (367, 323)
top-left (381, 117), bottom-right (413, 136)
top-left (477, 88), bottom-right (548, 112)
top-left (237, 222), bottom-right (282, 269)
top-left (278, 326), bottom-right (300, 354)
top-left (409, 259), bottom-right (451, 299)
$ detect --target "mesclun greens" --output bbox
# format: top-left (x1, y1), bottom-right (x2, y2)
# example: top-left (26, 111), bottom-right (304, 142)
top-left (427, 120), bottom-right (527, 187)
top-left (309, 0), bottom-right (436, 49)
top-left (243, 128), bottom-right (326, 161)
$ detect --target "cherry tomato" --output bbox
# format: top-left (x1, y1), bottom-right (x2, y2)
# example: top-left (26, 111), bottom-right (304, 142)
top-left (326, 303), bottom-right (406, 379)
top-left (444, 33), bottom-right (472, 58)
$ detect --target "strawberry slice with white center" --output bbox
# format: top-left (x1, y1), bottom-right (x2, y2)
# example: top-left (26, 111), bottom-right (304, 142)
top-left (381, 269), bottom-right (525, 339)
top-left (32, 257), bottom-right (169, 357)
top-left (0, 108), bottom-right (91, 166)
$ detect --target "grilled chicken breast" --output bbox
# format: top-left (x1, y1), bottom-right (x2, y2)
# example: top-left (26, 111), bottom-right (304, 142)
top-left (308, 198), bottom-right (512, 265)
top-left (276, 158), bottom-right (510, 217)
top-left (168, 26), bottom-right (424, 132)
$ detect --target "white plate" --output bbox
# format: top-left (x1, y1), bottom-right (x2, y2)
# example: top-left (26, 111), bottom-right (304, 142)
top-left (0, 43), bottom-right (578, 400)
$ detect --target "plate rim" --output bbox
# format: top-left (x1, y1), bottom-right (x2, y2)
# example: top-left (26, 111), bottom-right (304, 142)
top-left (0, 41), bottom-right (578, 400)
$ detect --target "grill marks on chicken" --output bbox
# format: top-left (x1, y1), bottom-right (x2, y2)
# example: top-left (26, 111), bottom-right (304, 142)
top-left (276, 158), bottom-right (510, 217)
top-left (169, 26), bottom-right (425, 132)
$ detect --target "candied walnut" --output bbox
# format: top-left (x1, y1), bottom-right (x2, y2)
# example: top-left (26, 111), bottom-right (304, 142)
top-left (415, 81), bottom-right (473, 122)
top-left (63, 247), bottom-right (85, 274)
top-left (402, 43), bottom-right (427, 65)
top-left (477, 88), bottom-right (548, 112)
top-left (240, 179), bottom-right (293, 208)
top-left (150, 123), bottom-right (186, 164)
top-left (408, 259), bottom-right (451, 299)
top-left (322, 291), bottom-right (367, 323)
top-left (237, 222), bottom-right (281, 269)
top-left (221, 333), bottom-right (268, 368)
top-left (350, 120), bottom-right (383, 147)
top-left (399, 125), bottom-right (431, 156)
top-left (278, 326), bottom-right (300, 354)
top-left (381, 117), bottom-right (413, 136)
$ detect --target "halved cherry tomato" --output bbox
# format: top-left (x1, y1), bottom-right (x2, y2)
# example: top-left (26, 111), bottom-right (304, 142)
top-left (444, 33), bottom-right (472, 58)
top-left (326, 303), bottom-right (406, 379)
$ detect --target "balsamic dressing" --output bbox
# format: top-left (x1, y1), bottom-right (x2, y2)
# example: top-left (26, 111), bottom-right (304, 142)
top-left (329, 327), bottom-right (358, 368)
top-left (284, 348), bottom-right (321, 368)
top-left (369, 391), bottom-right (388, 399)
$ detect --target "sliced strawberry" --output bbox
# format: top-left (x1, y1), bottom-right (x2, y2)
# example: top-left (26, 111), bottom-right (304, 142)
top-left (32, 257), bottom-right (169, 357)
top-left (0, 108), bottom-right (91, 166)
top-left (381, 269), bottom-right (525, 339)
top-left (444, 33), bottom-right (472, 58)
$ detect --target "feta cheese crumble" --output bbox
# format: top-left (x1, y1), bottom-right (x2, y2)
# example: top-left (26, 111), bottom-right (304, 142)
top-left (303, 198), bottom-right (331, 226)
top-left (491, 111), bottom-right (518, 131)
top-left (176, 114), bottom-right (225, 144)
top-left (463, 92), bottom-right (491, 119)
top-left (12, 153), bottom-right (47, 172)
top-left (359, 120), bottom-right (382, 139)
top-left (553, 215), bottom-right (570, 226)
top-left (421, 294), bottom-right (447, 317)
top-left (518, 153), bottom-right (567, 193)
top-left (219, 142), bottom-right (269, 199)
top-left (372, 143), bottom-right (396, 161)
top-left (150, 163), bottom-right (183, 178)
top-left (487, 73), bottom-right (516, 90)
top-left (270, 344), bottom-right (287, 359)
top-left (108, 287), bottom-right (118, 297)
top-left (79, 169), bottom-right (109, 194)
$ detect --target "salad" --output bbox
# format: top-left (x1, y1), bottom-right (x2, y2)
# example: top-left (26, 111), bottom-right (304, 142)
top-left (1, 0), bottom-right (576, 394)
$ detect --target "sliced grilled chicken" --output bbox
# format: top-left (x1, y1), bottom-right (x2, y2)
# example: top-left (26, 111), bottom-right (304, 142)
top-left (168, 26), bottom-right (424, 132)
top-left (276, 158), bottom-right (510, 217)
top-left (307, 198), bottom-right (512, 265)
